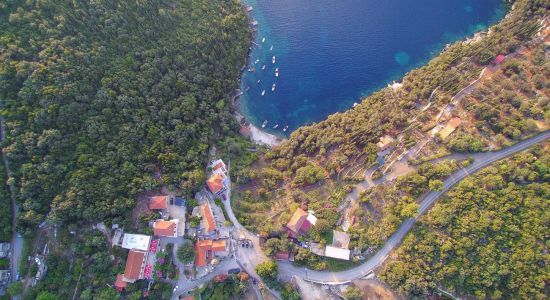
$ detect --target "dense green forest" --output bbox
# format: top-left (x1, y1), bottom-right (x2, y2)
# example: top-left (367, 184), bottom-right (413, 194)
top-left (1, 0), bottom-right (252, 298)
top-left (0, 0), bottom-right (250, 231)
top-left (380, 143), bottom-right (549, 299)
top-left (234, 0), bottom-right (549, 235)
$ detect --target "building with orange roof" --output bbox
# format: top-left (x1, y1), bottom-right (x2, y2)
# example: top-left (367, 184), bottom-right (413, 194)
top-left (123, 249), bottom-right (147, 283)
top-left (206, 173), bottom-right (225, 194)
top-left (153, 219), bottom-right (179, 237)
top-left (114, 274), bottom-right (127, 291)
top-left (206, 159), bottom-right (228, 196)
top-left (210, 159), bottom-right (228, 174)
top-left (200, 202), bottom-right (217, 234)
top-left (212, 239), bottom-right (227, 252)
top-left (194, 239), bottom-right (229, 267)
top-left (149, 196), bottom-right (169, 210)
top-left (285, 208), bottom-right (317, 237)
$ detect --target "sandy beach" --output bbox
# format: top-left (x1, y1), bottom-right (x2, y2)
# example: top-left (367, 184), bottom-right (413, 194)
top-left (235, 112), bottom-right (284, 147)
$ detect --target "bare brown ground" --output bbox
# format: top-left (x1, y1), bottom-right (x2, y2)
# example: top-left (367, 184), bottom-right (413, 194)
top-left (352, 279), bottom-right (403, 300)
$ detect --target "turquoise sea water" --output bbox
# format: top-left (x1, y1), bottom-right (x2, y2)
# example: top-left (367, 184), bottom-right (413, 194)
top-left (238, 0), bottom-right (506, 136)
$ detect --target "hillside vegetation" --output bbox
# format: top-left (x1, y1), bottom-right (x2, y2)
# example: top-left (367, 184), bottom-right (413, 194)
top-left (0, 0), bottom-right (250, 231)
top-left (380, 143), bottom-right (549, 299)
top-left (234, 0), bottom-right (549, 237)
top-left (0, 0), bottom-right (252, 298)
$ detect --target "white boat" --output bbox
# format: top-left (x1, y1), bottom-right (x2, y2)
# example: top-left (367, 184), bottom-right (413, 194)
top-left (272, 84), bottom-right (276, 92)
top-left (262, 37), bottom-right (266, 43)
top-left (283, 125), bottom-right (289, 132)
top-left (270, 45), bottom-right (273, 51)
top-left (254, 59), bottom-right (259, 64)
top-left (262, 120), bottom-right (267, 128)
top-left (261, 65), bottom-right (266, 70)
top-left (261, 90), bottom-right (265, 96)
top-left (272, 56), bottom-right (276, 64)
top-left (257, 79), bottom-right (261, 84)
top-left (245, 86), bottom-right (250, 91)
top-left (273, 124), bottom-right (279, 129)
top-left (275, 68), bottom-right (279, 77)
top-left (248, 67), bottom-right (255, 72)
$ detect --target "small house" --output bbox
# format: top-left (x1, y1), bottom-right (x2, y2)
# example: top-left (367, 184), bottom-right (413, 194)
top-left (114, 274), bottom-right (127, 291)
top-left (153, 219), bottom-right (179, 238)
top-left (494, 54), bottom-right (506, 65)
top-left (206, 173), bottom-right (226, 195)
top-left (206, 159), bottom-right (229, 196)
top-left (149, 196), bottom-right (169, 210)
top-left (285, 208), bottom-right (317, 238)
top-left (210, 159), bottom-right (228, 175)
top-left (200, 202), bottom-right (217, 235)
top-left (194, 239), bottom-right (229, 267)
top-left (324, 246), bottom-right (351, 261)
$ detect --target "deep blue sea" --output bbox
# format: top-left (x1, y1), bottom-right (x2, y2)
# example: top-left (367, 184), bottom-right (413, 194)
top-left (238, 0), bottom-right (506, 136)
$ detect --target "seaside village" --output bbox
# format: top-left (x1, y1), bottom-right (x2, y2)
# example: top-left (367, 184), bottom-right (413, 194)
top-left (110, 159), bottom-right (233, 292)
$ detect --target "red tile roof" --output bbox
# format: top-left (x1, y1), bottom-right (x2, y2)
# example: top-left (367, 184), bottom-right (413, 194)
top-left (213, 162), bottom-right (225, 171)
top-left (206, 173), bottom-right (224, 194)
top-left (275, 251), bottom-right (290, 260)
top-left (153, 220), bottom-right (176, 237)
top-left (114, 274), bottom-right (127, 291)
top-left (212, 240), bottom-right (226, 252)
top-left (195, 239), bottom-right (227, 267)
top-left (286, 208), bottom-right (308, 234)
top-left (494, 54), bottom-right (506, 64)
top-left (149, 196), bottom-right (168, 210)
top-left (195, 240), bottom-right (211, 267)
top-left (124, 250), bottom-right (146, 280)
top-left (201, 202), bottom-right (216, 233)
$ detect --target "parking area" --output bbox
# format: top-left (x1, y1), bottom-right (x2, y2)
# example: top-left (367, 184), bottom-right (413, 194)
top-left (168, 205), bottom-right (186, 237)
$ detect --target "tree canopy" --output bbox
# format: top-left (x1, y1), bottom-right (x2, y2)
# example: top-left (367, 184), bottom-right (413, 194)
top-left (380, 144), bottom-right (550, 299)
top-left (0, 0), bottom-right (250, 229)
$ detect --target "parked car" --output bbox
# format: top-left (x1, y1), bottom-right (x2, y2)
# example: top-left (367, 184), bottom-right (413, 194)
top-left (228, 268), bottom-right (241, 274)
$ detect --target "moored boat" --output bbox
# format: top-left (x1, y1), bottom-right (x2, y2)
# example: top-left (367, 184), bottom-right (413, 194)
top-left (283, 125), bottom-right (289, 132)
top-left (273, 124), bottom-right (279, 129)
top-left (275, 68), bottom-right (279, 77)
top-left (262, 120), bottom-right (267, 128)
top-left (261, 90), bottom-right (265, 96)
top-left (272, 84), bottom-right (276, 92)
top-left (272, 56), bottom-right (276, 64)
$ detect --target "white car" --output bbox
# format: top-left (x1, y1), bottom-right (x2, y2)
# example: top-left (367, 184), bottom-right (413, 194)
top-left (173, 285), bottom-right (178, 292)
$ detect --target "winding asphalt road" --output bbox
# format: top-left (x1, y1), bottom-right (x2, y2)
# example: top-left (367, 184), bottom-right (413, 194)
top-left (2, 117), bottom-right (24, 300)
top-left (231, 131), bottom-right (550, 285)
top-left (171, 130), bottom-right (549, 299)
